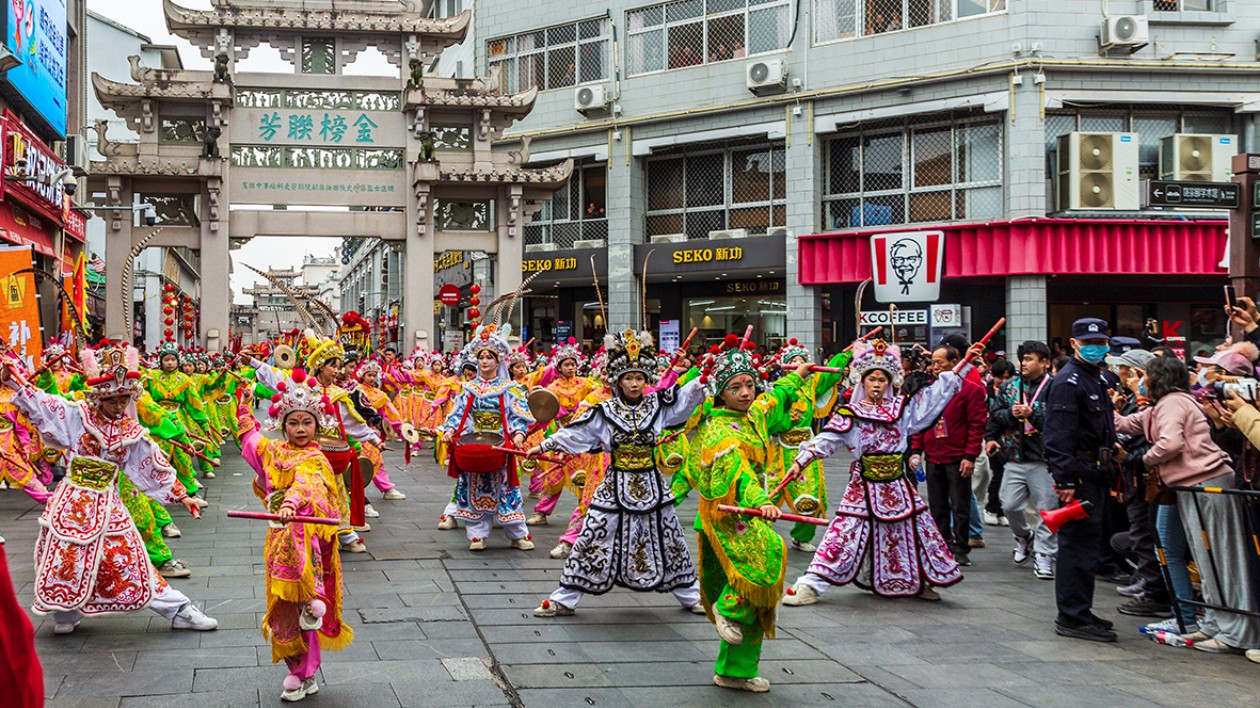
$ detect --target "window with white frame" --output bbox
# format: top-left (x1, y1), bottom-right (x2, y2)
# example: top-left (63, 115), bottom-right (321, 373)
top-left (814, 0), bottom-right (1004, 44)
top-left (822, 116), bottom-right (1002, 229)
top-left (646, 144), bottom-right (786, 239)
top-left (1153, 0), bottom-right (1213, 10)
top-left (626, 0), bottom-right (792, 76)
top-left (525, 165), bottom-right (609, 249)
top-left (487, 19), bottom-right (611, 94)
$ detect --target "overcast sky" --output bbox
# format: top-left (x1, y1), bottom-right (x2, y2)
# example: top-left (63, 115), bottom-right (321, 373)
top-left (87, 0), bottom-right (398, 302)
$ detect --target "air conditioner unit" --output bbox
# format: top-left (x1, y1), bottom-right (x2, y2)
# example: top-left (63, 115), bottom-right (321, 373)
top-left (746, 59), bottom-right (786, 96)
top-left (708, 228), bottom-right (748, 240)
top-left (1159, 133), bottom-right (1237, 182)
top-left (1100, 15), bottom-right (1149, 52)
top-left (649, 233), bottom-right (687, 244)
top-left (524, 242), bottom-right (557, 253)
top-left (572, 238), bottom-right (606, 249)
top-left (574, 85), bottom-right (609, 115)
top-left (65, 134), bottom-right (90, 175)
top-left (1056, 132), bottom-right (1140, 211)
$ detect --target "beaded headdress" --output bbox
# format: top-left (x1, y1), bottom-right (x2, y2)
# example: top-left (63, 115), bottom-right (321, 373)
top-left (552, 337), bottom-right (582, 366)
top-left (265, 369), bottom-right (337, 430)
top-left (302, 329), bottom-right (346, 373)
top-left (43, 343), bottom-right (66, 363)
top-left (81, 345), bottom-right (144, 400)
top-left (699, 334), bottom-right (767, 396)
top-left (157, 340), bottom-right (181, 361)
top-left (778, 338), bottom-right (810, 365)
top-left (357, 359), bottom-right (382, 378)
top-left (603, 329), bottom-right (657, 386)
top-left (847, 339), bottom-right (903, 387)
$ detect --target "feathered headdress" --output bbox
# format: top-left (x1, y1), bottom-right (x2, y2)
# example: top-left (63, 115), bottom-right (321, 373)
top-left (698, 334), bottom-right (767, 397)
top-left (603, 329), bottom-right (657, 386)
top-left (847, 339), bottom-right (903, 387)
top-left (265, 369), bottom-right (337, 431)
top-left (81, 345), bottom-right (144, 400)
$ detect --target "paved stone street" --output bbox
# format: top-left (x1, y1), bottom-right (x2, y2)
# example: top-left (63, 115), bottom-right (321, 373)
top-left (7, 448), bottom-right (1260, 707)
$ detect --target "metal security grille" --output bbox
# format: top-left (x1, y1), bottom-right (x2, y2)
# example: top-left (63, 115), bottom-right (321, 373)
top-left (626, 0), bottom-right (791, 76)
top-left (646, 144), bottom-right (786, 239)
top-left (487, 18), bottom-right (611, 94)
top-left (1153, 0), bottom-right (1213, 10)
top-left (822, 117), bottom-right (1002, 228)
top-left (814, 0), bottom-right (1003, 44)
top-left (525, 165), bottom-right (609, 249)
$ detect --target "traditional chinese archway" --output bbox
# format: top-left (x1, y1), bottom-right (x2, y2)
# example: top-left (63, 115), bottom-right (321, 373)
top-left (89, 0), bottom-right (570, 351)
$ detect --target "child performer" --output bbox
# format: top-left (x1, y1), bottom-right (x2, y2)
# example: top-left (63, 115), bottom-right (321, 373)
top-left (237, 372), bottom-right (352, 703)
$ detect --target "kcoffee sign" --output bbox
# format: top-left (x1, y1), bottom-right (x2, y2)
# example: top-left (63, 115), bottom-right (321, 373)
top-left (2, 114), bottom-right (67, 224)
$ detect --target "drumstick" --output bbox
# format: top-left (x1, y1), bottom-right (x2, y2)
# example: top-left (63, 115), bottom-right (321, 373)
top-left (738, 324), bottom-right (754, 350)
top-left (768, 469), bottom-right (801, 500)
top-left (491, 446), bottom-right (565, 464)
top-left (717, 504), bottom-right (829, 526)
top-left (658, 428), bottom-right (686, 447)
top-left (953, 317), bottom-right (1006, 374)
top-left (844, 326), bottom-right (883, 352)
top-left (668, 328), bottom-right (700, 369)
top-left (227, 510), bottom-right (341, 525)
top-left (807, 365), bottom-right (844, 373)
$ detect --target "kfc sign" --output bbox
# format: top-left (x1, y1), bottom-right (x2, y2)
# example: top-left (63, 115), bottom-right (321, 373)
top-left (870, 230), bottom-right (944, 304)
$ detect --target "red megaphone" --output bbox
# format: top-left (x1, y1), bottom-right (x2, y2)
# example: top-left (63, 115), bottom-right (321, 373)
top-left (1039, 499), bottom-right (1094, 534)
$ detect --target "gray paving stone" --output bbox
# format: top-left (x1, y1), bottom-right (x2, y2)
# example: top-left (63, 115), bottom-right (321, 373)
top-left (55, 669), bottom-right (194, 698)
top-left (372, 638), bottom-right (488, 661)
top-left (441, 656), bottom-right (493, 681)
top-left (48, 698), bottom-right (123, 708)
top-left (395, 678), bottom-right (510, 707)
top-left (897, 688), bottom-right (1027, 708)
top-left (358, 605), bottom-right (466, 623)
top-left (317, 658), bottom-right (450, 686)
top-left (120, 687), bottom-right (261, 708)
top-left (500, 661), bottom-right (613, 688)
top-left (515, 687), bottom-right (633, 708)
top-left (305, 681), bottom-right (403, 707)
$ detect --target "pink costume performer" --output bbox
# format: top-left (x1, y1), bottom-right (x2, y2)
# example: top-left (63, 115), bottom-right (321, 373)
top-left (783, 340), bottom-right (966, 603)
top-left (237, 375), bottom-right (352, 702)
top-left (4, 345), bottom-right (218, 634)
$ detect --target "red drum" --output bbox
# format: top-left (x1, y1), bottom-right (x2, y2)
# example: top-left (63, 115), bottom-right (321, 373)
top-left (453, 432), bottom-right (507, 473)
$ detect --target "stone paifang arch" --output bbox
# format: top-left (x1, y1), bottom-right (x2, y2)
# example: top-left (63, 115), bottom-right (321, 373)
top-left (90, 0), bottom-right (570, 352)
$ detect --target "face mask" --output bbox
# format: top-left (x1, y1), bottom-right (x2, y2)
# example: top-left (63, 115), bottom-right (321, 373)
top-left (1078, 344), bottom-right (1108, 364)
top-left (1196, 370), bottom-right (1210, 387)
top-left (1138, 378), bottom-right (1149, 397)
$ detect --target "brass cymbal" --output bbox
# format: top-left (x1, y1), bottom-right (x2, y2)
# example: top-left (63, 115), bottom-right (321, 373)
top-left (527, 387), bottom-right (559, 424)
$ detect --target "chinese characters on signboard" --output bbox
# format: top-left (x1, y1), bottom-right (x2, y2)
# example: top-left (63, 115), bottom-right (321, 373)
top-left (4, 0), bottom-right (66, 137)
top-left (257, 111), bottom-right (379, 144)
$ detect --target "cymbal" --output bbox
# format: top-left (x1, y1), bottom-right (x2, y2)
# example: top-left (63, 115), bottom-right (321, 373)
top-left (527, 387), bottom-right (559, 424)
top-left (400, 423), bottom-right (422, 444)
top-left (274, 345), bottom-right (297, 370)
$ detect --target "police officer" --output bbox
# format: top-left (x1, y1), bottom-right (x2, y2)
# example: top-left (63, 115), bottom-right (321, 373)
top-left (1043, 317), bottom-right (1119, 642)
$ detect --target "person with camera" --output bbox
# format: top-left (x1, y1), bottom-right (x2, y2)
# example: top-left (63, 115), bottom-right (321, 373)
top-left (1044, 318), bottom-right (1120, 641)
top-left (1121, 358), bottom-right (1260, 654)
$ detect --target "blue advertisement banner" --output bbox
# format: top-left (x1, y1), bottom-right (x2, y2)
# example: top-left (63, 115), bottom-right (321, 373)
top-left (5, 0), bottom-right (67, 137)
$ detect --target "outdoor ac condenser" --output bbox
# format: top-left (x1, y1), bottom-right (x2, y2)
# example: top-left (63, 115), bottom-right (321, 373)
top-left (1056, 132), bottom-right (1140, 210)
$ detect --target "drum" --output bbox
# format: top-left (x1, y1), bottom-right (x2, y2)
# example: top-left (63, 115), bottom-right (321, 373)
top-left (570, 469), bottom-right (587, 488)
top-left (527, 387), bottom-right (560, 424)
top-left (453, 431), bottom-right (507, 473)
top-left (793, 494), bottom-right (821, 515)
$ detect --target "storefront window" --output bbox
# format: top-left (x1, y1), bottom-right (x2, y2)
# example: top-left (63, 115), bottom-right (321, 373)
top-left (684, 293), bottom-right (787, 350)
top-left (646, 143), bottom-right (786, 240)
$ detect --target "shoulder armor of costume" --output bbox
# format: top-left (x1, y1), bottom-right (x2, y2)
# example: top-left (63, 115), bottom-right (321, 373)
top-left (827, 406), bottom-right (855, 432)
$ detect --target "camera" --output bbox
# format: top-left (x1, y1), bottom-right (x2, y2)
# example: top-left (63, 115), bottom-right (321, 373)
top-left (142, 204), bottom-right (157, 227)
top-left (1211, 377), bottom-right (1259, 403)
top-left (63, 181), bottom-right (76, 196)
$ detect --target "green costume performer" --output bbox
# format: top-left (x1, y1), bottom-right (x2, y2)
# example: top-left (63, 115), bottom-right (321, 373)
top-left (145, 344), bottom-right (221, 477)
top-left (691, 338), bottom-right (807, 693)
top-left (767, 343), bottom-right (852, 548)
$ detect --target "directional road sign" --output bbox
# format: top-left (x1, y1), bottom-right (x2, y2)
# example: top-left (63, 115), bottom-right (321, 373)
top-left (1147, 180), bottom-right (1240, 209)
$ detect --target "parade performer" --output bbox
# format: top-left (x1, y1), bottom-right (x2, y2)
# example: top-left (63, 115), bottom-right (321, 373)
top-left (507, 348), bottom-right (548, 500)
top-left (770, 340), bottom-right (851, 552)
top-left (527, 339), bottom-right (601, 528)
top-left (351, 360), bottom-right (407, 501)
top-left (145, 342), bottom-right (221, 479)
top-left (34, 343), bottom-right (86, 398)
top-left (237, 372), bottom-right (352, 703)
top-left (250, 333), bottom-right (381, 553)
top-left (531, 331), bottom-right (706, 616)
top-left (1, 344), bottom-right (219, 634)
top-left (438, 324), bottom-right (535, 551)
top-left (781, 339), bottom-right (979, 606)
top-left (0, 371), bottom-right (53, 503)
top-left (692, 335), bottom-right (813, 693)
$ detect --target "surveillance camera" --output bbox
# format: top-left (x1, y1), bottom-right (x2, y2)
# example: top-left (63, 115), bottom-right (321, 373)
top-left (64, 181), bottom-right (76, 196)
top-left (143, 205), bottom-right (157, 227)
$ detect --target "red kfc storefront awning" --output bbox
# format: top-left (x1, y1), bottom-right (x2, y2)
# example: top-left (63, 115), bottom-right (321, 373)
top-left (0, 202), bottom-right (56, 257)
top-left (798, 218), bottom-right (1228, 285)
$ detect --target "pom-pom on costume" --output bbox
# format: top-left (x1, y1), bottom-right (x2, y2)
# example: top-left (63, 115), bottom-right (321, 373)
top-left (786, 340), bottom-right (965, 601)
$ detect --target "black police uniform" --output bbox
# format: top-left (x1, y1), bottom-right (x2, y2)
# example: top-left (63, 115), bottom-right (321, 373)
top-left (1043, 354), bottom-right (1117, 630)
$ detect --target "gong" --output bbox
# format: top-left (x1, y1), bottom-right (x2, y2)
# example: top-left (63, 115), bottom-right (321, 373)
top-left (458, 431), bottom-right (506, 447)
top-left (527, 387), bottom-right (559, 424)
top-left (342, 456), bottom-right (376, 489)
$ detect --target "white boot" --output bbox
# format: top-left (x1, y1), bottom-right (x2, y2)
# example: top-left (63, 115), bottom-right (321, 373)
top-left (437, 515), bottom-right (457, 530)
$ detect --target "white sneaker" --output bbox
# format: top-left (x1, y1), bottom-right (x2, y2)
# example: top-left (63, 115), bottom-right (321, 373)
top-left (686, 603), bottom-right (707, 615)
top-left (1012, 535), bottom-right (1031, 565)
top-left (549, 541), bottom-right (572, 559)
top-left (714, 614), bottom-right (744, 645)
top-left (352, 522), bottom-right (372, 532)
top-left (53, 619), bottom-right (80, 635)
top-left (791, 539), bottom-right (817, 553)
top-left (1033, 553), bottom-right (1054, 580)
top-left (469, 537), bottom-right (487, 551)
top-left (533, 599), bottom-right (575, 617)
top-left (511, 536), bottom-right (535, 551)
top-left (1144, 617), bottom-right (1199, 634)
top-left (159, 559), bottom-right (192, 578)
top-left (998, 515), bottom-right (1010, 527)
top-left (782, 584), bottom-right (818, 606)
top-left (363, 503), bottom-right (380, 519)
top-left (918, 586), bottom-right (941, 602)
top-left (204, 470), bottom-right (215, 479)
top-left (526, 512), bottom-right (549, 526)
top-left (191, 497), bottom-right (209, 508)
top-left (0, 534), bottom-right (5, 544)
top-left (713, 674), bottom-right (770, 693)
top-left (437, 515), bottom-right (457, 530)
top-left (983, 510), bottom-right (1001, 526)
top-left (340, 540), bottom-right (367, 553)
top-left (383, 489), bottom-right (406, 501)
top-left (301, 677), bottom-right (318, 696)
top-left (162, 523), bottom-right (182, 539)
top-left (171, 603), bottom-right (219, 631)
top-left (280, 678), bottom-right (307, 703)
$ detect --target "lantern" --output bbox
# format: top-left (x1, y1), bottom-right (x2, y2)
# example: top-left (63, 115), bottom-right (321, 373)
top-left (467, 308), bottom-right (480, 320)
top-left (469, 284), bottom-right (481, 294)
top-left (163, 283), bottom-right (174, 293)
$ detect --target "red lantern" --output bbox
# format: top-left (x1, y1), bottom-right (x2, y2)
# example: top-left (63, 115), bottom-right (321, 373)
top-left (469, 296), bottom-right (480, 306)
top-left (470, 284), bottom-right (481, 294)
top-left (164, 328), bottom-right (174, 337)
top-left (164, 317), bottom-right (174, 326)
top-left (163, 284), bottom-right (174, 293)
top-left (467, 308), bottom-right (480, 319)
